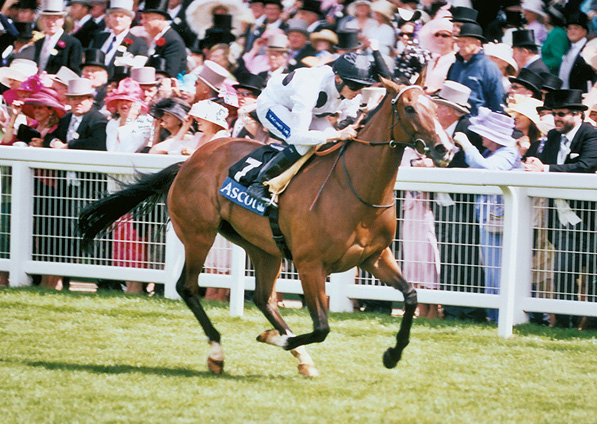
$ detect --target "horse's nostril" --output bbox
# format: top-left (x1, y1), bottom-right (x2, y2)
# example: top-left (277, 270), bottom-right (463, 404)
top-left (434, 144), bottom-right (447, 156)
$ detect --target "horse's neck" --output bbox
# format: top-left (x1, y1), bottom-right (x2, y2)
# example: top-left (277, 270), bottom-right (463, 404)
top-left (345, 98), bottom-right (404, 203)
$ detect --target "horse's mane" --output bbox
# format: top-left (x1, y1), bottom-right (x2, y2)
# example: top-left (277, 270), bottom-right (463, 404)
top-left (359, 92), bottom-right (391, 130)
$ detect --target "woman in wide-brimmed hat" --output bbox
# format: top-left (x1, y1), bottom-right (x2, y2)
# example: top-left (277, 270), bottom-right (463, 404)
top-left (453, 107), bottom-right (522, 323)
top-left (148, 97), bottom-right (192, 147)
top-left (418, 17), bottom-right (456, 94)
top-left (1, 86), bottom-right (65, 147)
top-left (506, 95), bottom-right (552, 156)
top-left (103, 77), bottom-right (153, 153)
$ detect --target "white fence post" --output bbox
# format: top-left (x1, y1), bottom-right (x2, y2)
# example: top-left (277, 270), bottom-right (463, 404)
top-left (329, 268), bottom-right (356, 312)
top-left (229, 244), bottom-right (246, 316)
top-left (9, 163), bottom-right (33, 287)
top-left (498, 186), bottom-right (533, 337)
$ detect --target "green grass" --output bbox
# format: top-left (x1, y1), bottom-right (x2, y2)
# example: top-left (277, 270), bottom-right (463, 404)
top-left (1, 287), bottom-right (596, 424)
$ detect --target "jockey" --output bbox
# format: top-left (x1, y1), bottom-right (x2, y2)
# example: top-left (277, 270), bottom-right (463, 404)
top-left (247, 51), bottom-right (377, 205)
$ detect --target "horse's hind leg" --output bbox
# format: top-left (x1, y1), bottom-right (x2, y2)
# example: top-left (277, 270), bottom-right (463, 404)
top-left (361, 247), bottom-right (417, 369)
top-left (247, 247), bottom-right (318, 377)
top-left (176, 241), bottom-right (224, 374)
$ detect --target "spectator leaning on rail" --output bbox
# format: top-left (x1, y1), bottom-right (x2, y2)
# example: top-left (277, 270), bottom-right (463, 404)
top-left (523, 89), bottom-right (597, 329)
top-left (446, 22), bottom-right (505, 115)
top-left (453, 108), bottom-right (522, 324)
top-left (246, 51), bottom-right (376, 206)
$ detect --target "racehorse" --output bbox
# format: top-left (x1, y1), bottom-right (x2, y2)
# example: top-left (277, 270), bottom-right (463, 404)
top-left (79, 78), bottom-right (455, 377)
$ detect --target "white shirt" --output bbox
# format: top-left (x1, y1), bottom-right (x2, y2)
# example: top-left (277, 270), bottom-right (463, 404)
top-left (39, 29), bottom-right (64, 71)
top-left (105, 114), bottom-right (153, 153)
top-left (559, 38), bottom-right (587, 89)
top-left (168, 4), bottom-right (182, 20)
top-left (101, 30), bottom-right (128, 65)
top-left (557, 122), bottom-right (581, 165)
top-left (148, 25), bottom-right (170, 55)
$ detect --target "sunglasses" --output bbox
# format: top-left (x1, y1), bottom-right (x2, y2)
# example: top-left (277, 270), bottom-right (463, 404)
top-left (551, 111), bottom-right (578, 117)
top-left (236, 90), bottom-right (255, 98)
top-left (434, 33), bottom-right (452, 38)
top-left (343, 80), bottom-right (367, 92)
top-left (400, 32), bottom-right (415, 38)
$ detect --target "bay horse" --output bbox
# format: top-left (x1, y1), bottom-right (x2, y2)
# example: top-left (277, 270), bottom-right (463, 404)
top-left (79, 78), bottom-right (455, 377)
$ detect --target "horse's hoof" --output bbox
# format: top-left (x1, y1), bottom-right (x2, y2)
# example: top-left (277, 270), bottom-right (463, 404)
top-left (207, 357), bottom-right (224, 374)
top-left (256, 329), bottom-right (279, 343)
top-left (298, 363), bottom-right (319, 377)
top-left (383, 348), bottom-right (398, 369)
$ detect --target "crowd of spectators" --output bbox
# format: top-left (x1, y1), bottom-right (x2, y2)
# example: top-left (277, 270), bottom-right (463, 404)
top-left (0, 0), bottom-right (596, 328)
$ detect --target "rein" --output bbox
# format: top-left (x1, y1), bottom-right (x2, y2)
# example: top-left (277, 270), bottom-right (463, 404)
top-left (311, 85), bottom-right (427, 209)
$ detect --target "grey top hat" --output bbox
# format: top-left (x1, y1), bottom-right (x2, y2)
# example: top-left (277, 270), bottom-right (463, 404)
top-left (196, 60), bottom-right (228, 93)
top-left (40, 0), bottom-right (66, 15)
top-left (107, 0), bottom-right (135, 17)
top-left (131, 67), bottom-right (158, 85)
top-left (66, 78), bottom-right (95, 96)
top-left (431, 81), bottom-right (471, 115)
top-left (286, 19), bottom-right (309, 36)
top-left (50, 66), bottom-right (79, 86)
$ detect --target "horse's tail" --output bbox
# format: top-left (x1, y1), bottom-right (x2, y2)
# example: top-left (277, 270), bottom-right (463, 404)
top-left (78, 162), bottom-right (183, 245)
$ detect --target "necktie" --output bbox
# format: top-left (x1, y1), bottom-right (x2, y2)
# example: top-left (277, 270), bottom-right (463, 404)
top-left (105, 35), bottom-right (116, 56)
top-left (558, 134), bottom-right (570, 164)
top-left (67, 116), bottom-right (80, 143)
top-left (40, 38), bottom-right (52, 70)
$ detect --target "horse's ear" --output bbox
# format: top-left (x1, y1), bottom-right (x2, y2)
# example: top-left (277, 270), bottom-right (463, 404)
top-left (381, 77), bottom-right (400, 94)
top-left (413, 63), bottom-right (428, 88)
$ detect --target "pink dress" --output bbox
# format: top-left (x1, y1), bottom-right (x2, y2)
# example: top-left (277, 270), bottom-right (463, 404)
top-left (399, 149), bottom-right (440, 289)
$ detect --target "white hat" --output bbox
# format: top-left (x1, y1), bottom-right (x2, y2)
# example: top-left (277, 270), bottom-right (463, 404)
top-left (505, 96), bottom-right (553, 135)
top-left (49, 66), bottom-right (79, 86)
top-left (370, 1), bottom-right (395, 22)
top-left (131, 67), bottom-right (158, 85)
top-left (521, 0), bottom-right (547, 18)
top-left (469, 107), bottom-right (515, 147)
top-left (347, 0), bottom-right (371, 18)
top-left (484, 42), bottom-right (518, 75)
top-left (107, 0), bottom-right (136, 18)
top-left (0, 59), bottom-right (38, 87)
top-left (66, 78), bottom-right (95, 96)
top-left (39, 0), bottom-right (67, 15)
top-left (431, 81), bottom-right (471, 114)
top-left (189, 100), bottom-right (229, 129)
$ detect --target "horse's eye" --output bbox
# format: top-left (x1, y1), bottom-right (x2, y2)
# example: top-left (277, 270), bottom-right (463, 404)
top-left (405, 105), bottom-right (416, 114)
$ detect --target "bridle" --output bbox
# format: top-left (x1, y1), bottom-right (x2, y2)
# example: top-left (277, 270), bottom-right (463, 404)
top-left (311, 85), bottom-right (432, 210)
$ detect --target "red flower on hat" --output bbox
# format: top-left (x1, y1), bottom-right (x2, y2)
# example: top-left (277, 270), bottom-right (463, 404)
top-left (156, 37), bottom-right (166, 47)
top-left (123, 38), bottom-right (133, 45)
top-left (56, 40), bottom-right (66, 48)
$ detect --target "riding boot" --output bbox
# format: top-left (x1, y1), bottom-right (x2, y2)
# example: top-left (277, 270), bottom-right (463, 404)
top-left (246, 145), bottom-right (303, 206)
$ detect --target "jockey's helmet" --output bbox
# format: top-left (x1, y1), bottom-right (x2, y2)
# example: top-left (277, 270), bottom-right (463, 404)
top-left (332, 52), bottom-right (377, 91)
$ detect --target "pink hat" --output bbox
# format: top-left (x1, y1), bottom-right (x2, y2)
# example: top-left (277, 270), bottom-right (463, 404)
top-left (103, 77), bottom-right (148, 114)
top-left (418, 18), bottom-right (453, 54)
top-left (22, 87), bottom-right (67, 119)
top-left (18, 74), bottom-right (45, 94)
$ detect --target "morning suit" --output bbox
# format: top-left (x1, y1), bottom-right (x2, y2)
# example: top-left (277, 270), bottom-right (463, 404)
top-left (287, 44), bottom-right (317, 72)
top-left (561, 44), bottom-right (596, 93)
top-left (527, 123), bottom-right (597, 325)
top-left (91, 31), bottom-right (149, 78)
top-left (149, 27), bottom-right (186, 79)
top-left (170, 1), bottom-right (197, 48)
top-left (52, 108), bottom-right (108, 150)
top-left (72, 17), bottom-right (100, 48)
top-left (34, 32), bottom-right (83, 75)
top-left (525, 57), bottom-right (550, 76)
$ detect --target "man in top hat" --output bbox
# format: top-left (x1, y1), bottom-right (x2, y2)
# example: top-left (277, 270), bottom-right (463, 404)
top-left (91, 0), bottom-right (148, 78)
top-left (68, 0), bottom-right (100, 48)
top-left (200, 14), bottom-right (236, 52)
top-left (524, 88), bottom-right (597, 328)
top-left (49, 77), bottom-right (107, 150)
top-left (558, 12), bottom-right (596, 93)
top-left (90, 0), bottom-right (108, 33)
top-left (449, 6), bottom-right (478, 35)
top-left (167, 0), bottom-right (198, 48)
top-left (131, 67), bottom-right (160, 103)
top-left (80, 48), bottom-right (109, 108)
top-left (243, 0), bottom-right (287, 54)
top-left (539, 71), bottom-right (562, 100)
top-left (140, 0), bottom-right (187, 78)
top-left (508, 68), bottom-right (544, 103)
top-left (511, 29), bottom-right (549, 75)
top-left (33, 0), bottom-right (83, 75)
top-left (2, 21), bottom-right (36, 65)
top-left (193, 60), bottom-right (229, 103)
top-left (446, 22), bottom-right (504, 115)
top-left (231, 72), bottom-right (266, 139)
top-left (428, 80), bottom-right (487, 322)
top-left (285, 19), bottom-right (317, 72)
top-left (334, 29), bottom-right (362, 54)
top-left (295, 0), bottom-right (327, 33)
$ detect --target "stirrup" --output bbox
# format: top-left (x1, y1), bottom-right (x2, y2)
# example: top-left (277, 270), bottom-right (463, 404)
top-left (247, 183), bottom-right (278, 208)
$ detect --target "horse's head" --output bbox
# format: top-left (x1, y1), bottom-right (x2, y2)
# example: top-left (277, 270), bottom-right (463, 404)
top-left (382, 78), bottom-right (455, 167)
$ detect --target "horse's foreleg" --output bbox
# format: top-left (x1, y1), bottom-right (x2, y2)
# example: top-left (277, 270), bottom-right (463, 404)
top-left (361, 247), bottom-right (417, 369)
top-left (249, 248), bottom-right (318, 377)
top-left (283, 267), bottom-right (330, 352)
top-left (176, 243), bottom-right (224, 374)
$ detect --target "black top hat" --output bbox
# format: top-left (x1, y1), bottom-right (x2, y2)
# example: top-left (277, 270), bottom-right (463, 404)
top-left (456, 22), bottom-right (486, 42)
top-left (109, 66), bottom-right (131, 84)
top-left (512, 29), bottom-right (538, 48)
top-left (539, 72), bottom-right (563, 92)
top-left (263, 0), bottom-right (282, 7)
top-left (566, 12), bottom-right (589, 31)
top-left (450, 6), bottom-right (478, 24)
top-left (213, 13), bottom-right (233, 29)
top-left (235, 72), bottom-right (265, 95)
top-left (544, 2), bottom-right (566, 28)
top-left (334, 29), bottom-right (362, 50)
top-left (146, 56), bottom-right (170, 77)
top-left (139, 0), bottom-right (171, 19)
top-left (546, 89), bottom-right (588, 111)
top-left (509, 68), bottom-right (543, 97)
top-left (299, 0), bottom-right (322, 15)
top-left (16, 0), bottom-right (38, 10)
top-left (200, 27), bottom-right (236, 50)
top-left (80, 49), bottom-right (108, 70)
top-left (504, 10), bottom-right (526, 28)
top-left (14, 21), bottom-right (34, 40)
